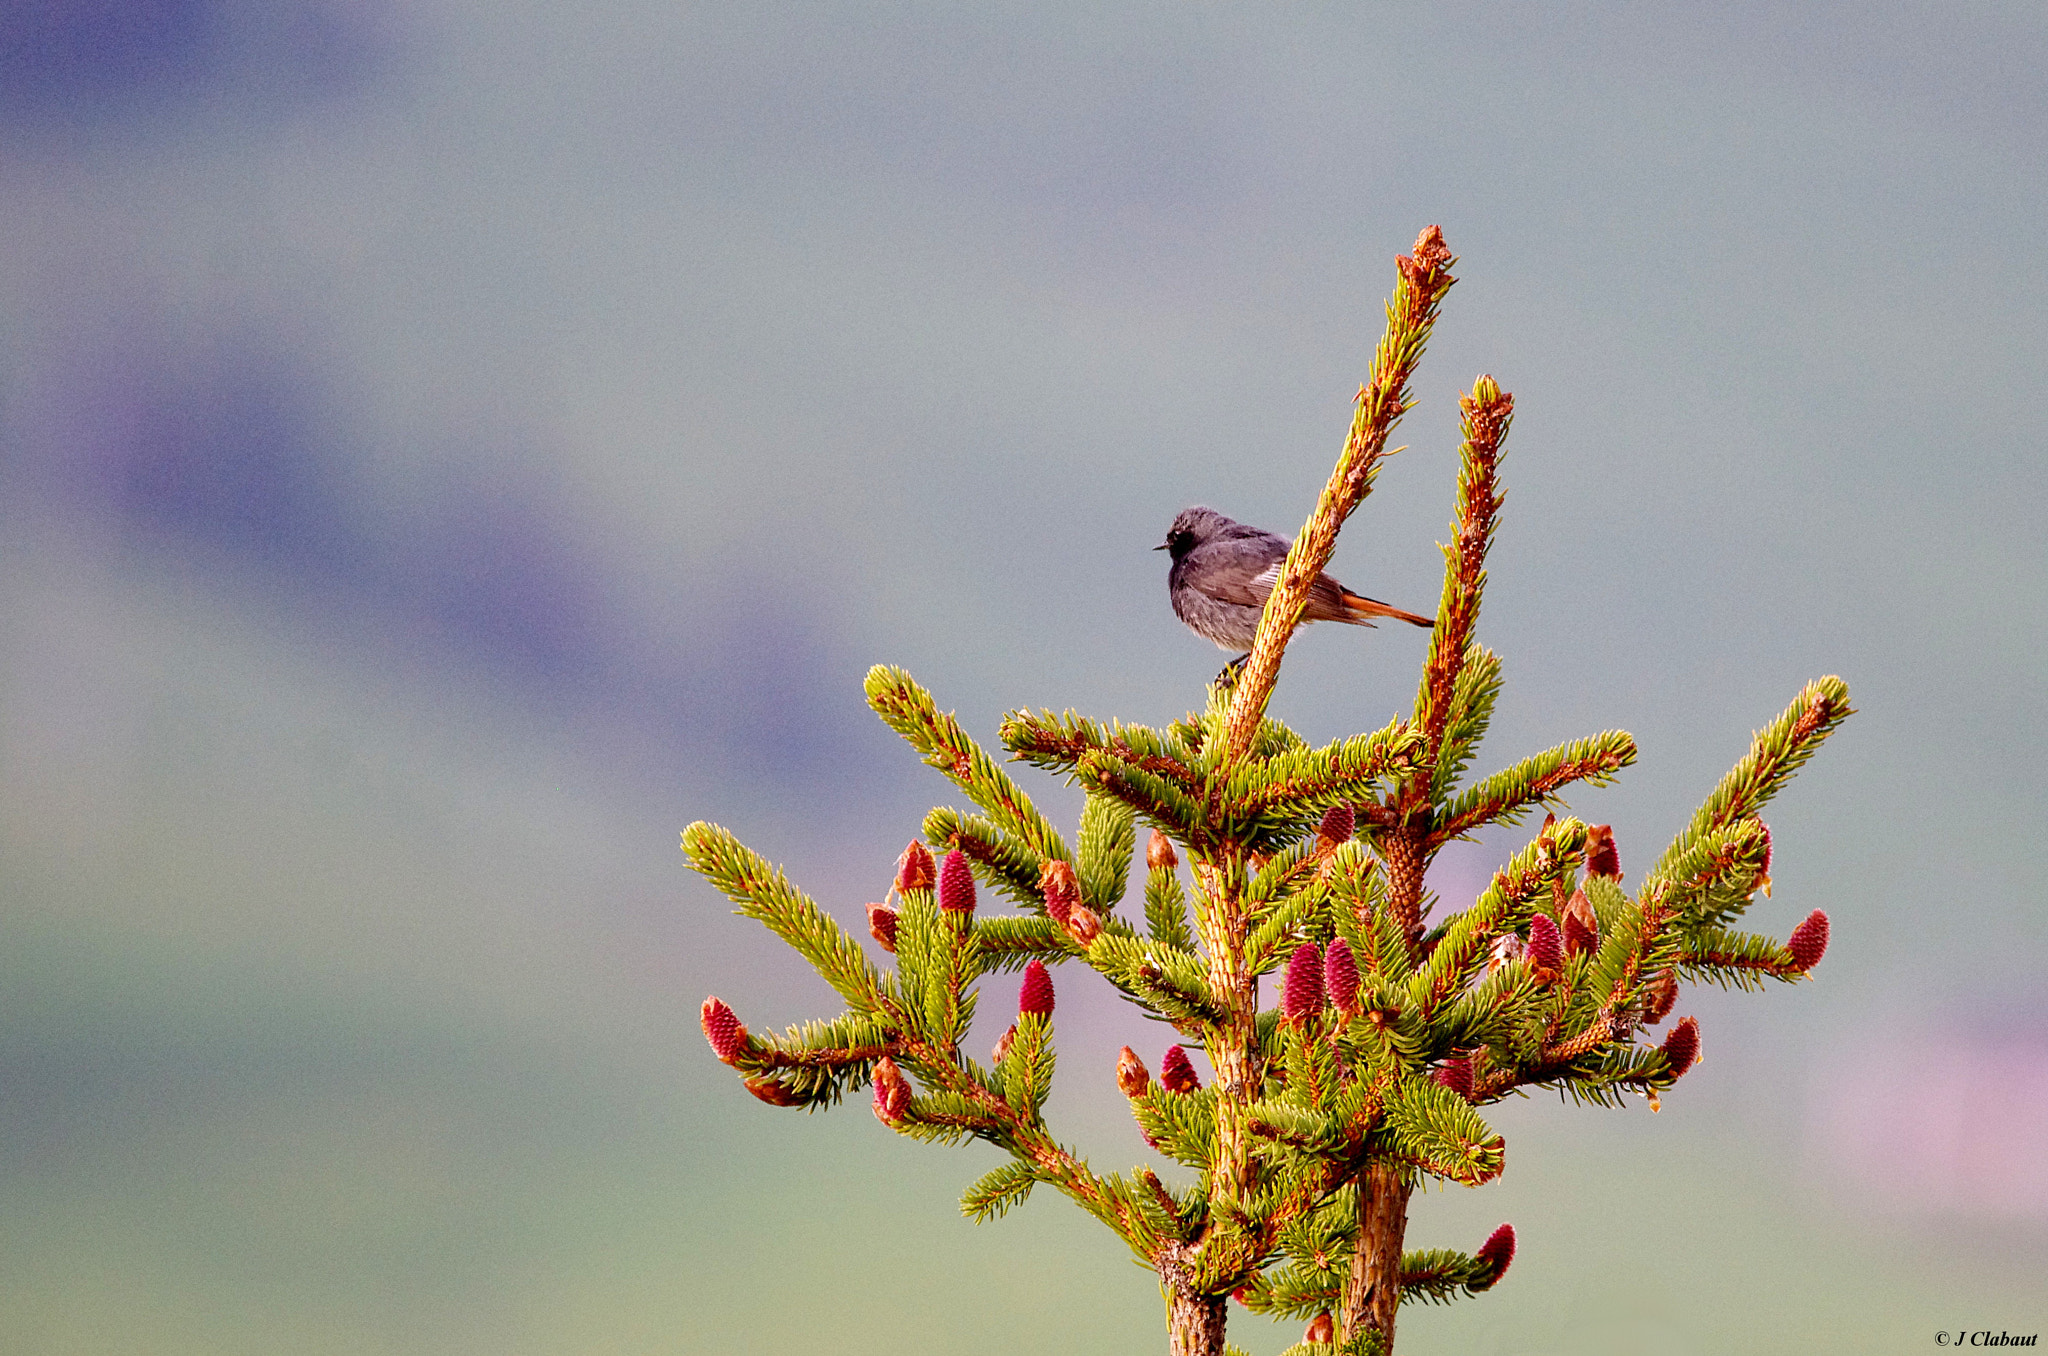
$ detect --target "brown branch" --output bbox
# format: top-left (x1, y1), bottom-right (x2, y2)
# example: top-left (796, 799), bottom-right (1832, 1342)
top-left (1682, 948), bottom-right (1797, 973)
top-left (1217, 228), bottom-right (1458, 768)
top-left (1411, 380), bottom-right (1512, 767)
top-left (744, 1042), bottom-right (895, 1071)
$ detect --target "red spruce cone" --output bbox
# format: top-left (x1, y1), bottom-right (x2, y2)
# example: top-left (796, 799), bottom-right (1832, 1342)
top-left (1643, 969), bottom-right (1679, 1025)
top-left (1160, 1044), bottom-right (1201, 1094)
top-left (871, 1055), bottom-right (913, 1124)
top-left (1117, 1045), bottom-right (1150, 1097)
top-left (1786, 909), bottom-right (1829, 972)
top-left (1283, 942), bottom-right (1325, 1024)
top-left (700, 996), bottom-right (748, 1065)
top-left (1306, 1312), bottom-right (1335, 1344)
top-left (1474, 1222), bottom-right (1516, 1287)
top-left (1146, 828), bottom-right (1179, 872)
top-left (895, 840), bottom-right (936, 893)
top-left (1432, 1055), bottom-right (1472, 1101)
top-left (1324, 937), bottom-right (1360, 1016)
top-left (1756, 820), bottom-right (1774, 897)
top-left (1527, 912), bottom-right (1562, 979)
top-left (1585, 824), bottom-right (1621, 879)
top-left (1563, 888), bottom-right (1598, 956)
top-left (1316, 803), bottom-right (1355, 851)
top-left (1018, 958), bottom-right (1054, 1017)
top-left (1661, 1016), bottom-right (1701, 1079)
top-left (866, 902), bottom-right (898, 952)
top-left (937, 849), bottom-right (976, 914)
top-left (1039, 858), bottom-right (1080, 926)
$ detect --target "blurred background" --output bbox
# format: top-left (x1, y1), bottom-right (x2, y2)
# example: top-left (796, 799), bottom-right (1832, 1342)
top-left (1, 2), bottom-right (2043, 1352)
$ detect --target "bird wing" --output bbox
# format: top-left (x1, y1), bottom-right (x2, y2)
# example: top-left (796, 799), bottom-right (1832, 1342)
top-left (1244, 562), bottom-right (1371, 625)
top-left (1191, 540), bottom-right (1287, 606)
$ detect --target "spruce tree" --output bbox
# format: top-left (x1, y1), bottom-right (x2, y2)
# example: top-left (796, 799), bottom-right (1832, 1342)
top-left (684, 227), bottom-right (1849, 1356)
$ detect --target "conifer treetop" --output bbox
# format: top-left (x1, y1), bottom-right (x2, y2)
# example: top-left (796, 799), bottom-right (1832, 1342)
top-left (680, 228), bottom-right (1850, 1356)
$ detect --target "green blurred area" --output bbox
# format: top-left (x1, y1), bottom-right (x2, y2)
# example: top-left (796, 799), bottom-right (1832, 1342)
top-left (3, 1), bottom-right (2044, 1351)
top-left (0, 553), bottom-right (2038, 1352)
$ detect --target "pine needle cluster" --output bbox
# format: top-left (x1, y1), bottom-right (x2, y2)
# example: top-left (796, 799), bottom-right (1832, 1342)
top-left (683, 228), bottom-right (1850, 1356)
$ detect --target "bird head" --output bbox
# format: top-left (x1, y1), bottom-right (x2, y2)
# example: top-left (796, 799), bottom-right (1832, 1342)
top-left (1156, 505), bottom-right (1232, 559)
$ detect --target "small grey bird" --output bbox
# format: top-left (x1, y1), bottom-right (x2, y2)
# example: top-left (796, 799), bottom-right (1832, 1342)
top-left (1157, 506), bottom-right (1434, 661)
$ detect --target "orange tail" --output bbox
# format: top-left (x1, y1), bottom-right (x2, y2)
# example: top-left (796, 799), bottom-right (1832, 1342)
top-left (1341, 590), bottom-right (1435, 628)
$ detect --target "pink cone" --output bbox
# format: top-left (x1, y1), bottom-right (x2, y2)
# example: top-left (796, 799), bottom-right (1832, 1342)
top-left (700, 996), bottom-right (747, 1065)
top-left (1160, 1044), bottom-right (1201, 1094)
top-left (937, 849), bottom-right (976, 914)
top-left (1324, 937), bottom-right (1360, 1016)
top-left (1018, 958), bottom-right (1054, 1017)
top-left (1661, 1016), bottom-right (1701, 1078)
top-left (1527, 913), bottom-right (1562, 976)
top-left (1474, 1222), bottom-right (1516, 1286)
top-left (1283, 942), bottom-right (1325, 1024)
top-left (1787, 909), bottom-right (1829, 971)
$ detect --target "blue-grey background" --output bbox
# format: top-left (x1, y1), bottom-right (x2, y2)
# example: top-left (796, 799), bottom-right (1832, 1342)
top-left (2, 3), bottom-right (2042, 1352)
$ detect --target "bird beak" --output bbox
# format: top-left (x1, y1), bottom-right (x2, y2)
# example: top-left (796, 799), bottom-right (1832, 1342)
top-left (1152, 542), bottom-right (1169, 551)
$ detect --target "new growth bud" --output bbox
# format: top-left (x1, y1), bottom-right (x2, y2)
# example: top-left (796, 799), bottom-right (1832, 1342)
top-left (1146, 828), bottom-right (1179, 871)
top-left (1643, 969), bottom-right (1679, 1025)
top-left (992, 1024), bottom-right (1016, 1064)
top-left (866, 902), bottom-right (898, 952)
top-left (1283, 943), bottom-right (1325, 1024)
top-left (1661, 1016), bottom-right (1701, 1079)
top-left (1756, 820), bottom-right (1775, 897)
top-left (1039, 858), bottom-right (1079, 927)
top-left (1563, 888), bottom-right (1598, 956)
top-left (1160, 1045), bottom-right (1201, 1094)
top-left (700, 996), bottom-right (748, 1065)
top-left (1488, 931), bottom-right (1526, 974)
top-left (1063, 903), bottom-right (1103, 947)
top-left (937, 849), bottom-right (976, 915)
top-left (1306, 1312), bottom-right (1334, 1344)
top-left (1527, 913), bottom-right (1562, 979)
top-left (1324, 937), bottom-right (1360, 1017)
top-left (1469, 372), bottom-right (1503, 407)
top-left (1786, 909), bottom-right (1829, 972)
top-left (1018, 958), bottom-right (1054, 1018)
top-left (871, 1055), bottom-right (913, 1125)
top-left (1474, 1222), bottom-right (1516, 1288)
top-left (1116, 1045), bottom-right (1150, 1097)
top-left (1584, 824), bottom-right (1621, 879)
top-left (745, 1076), bottom-right (803, 1107)
top-left (1410, 223), bottom-right (1452, 273)
top-left (895, 840), bottom-right (936, 893)
top-left (1315, 803), bottom-right (1354, 852)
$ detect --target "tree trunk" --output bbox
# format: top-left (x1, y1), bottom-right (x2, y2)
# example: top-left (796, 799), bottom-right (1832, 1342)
top-left (1164, 1286), bottom-right (1227, 1356)
top-left (1340, 1160), bottom-right (1410, 1352)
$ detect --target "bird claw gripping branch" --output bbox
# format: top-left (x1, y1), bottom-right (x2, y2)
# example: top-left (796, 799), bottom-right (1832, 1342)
top-left (681, 228), bottom-right (1851, 1356)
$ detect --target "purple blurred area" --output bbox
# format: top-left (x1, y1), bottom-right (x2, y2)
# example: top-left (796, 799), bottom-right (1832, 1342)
top-left (0, 0), bottom-right (386, 121)
top-left (4, 313), bottom-right (877, 806)
top-left (1812, 1018), bottom-right (2048, 1223)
